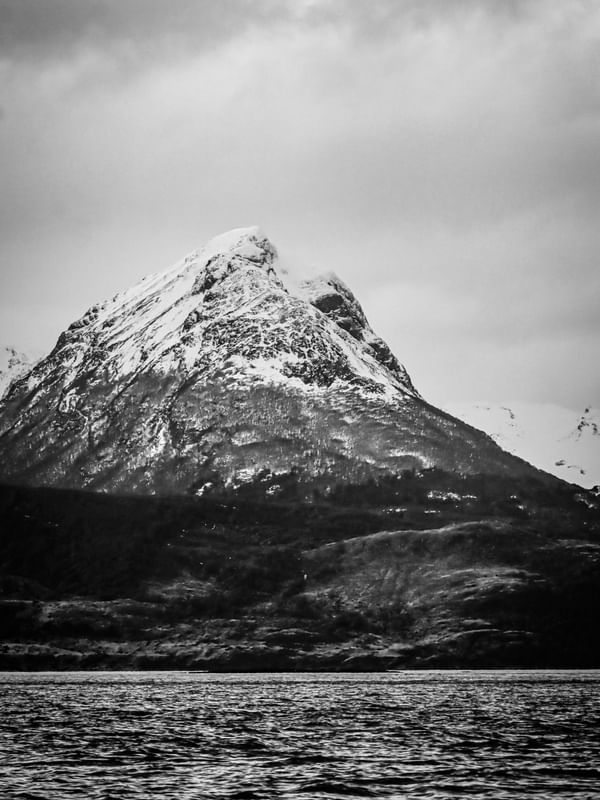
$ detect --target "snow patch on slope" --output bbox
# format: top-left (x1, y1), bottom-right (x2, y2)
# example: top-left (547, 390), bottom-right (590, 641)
top-left (445, 401), bottom-right (600, 489)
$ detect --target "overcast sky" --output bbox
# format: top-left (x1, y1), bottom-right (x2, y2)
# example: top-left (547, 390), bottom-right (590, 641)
top-left (1, 0), bottom-right (598, 408)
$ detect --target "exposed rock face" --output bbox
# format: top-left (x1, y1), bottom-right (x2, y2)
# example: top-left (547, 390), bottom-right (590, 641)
top-left (0, 227), bottom-right (545, 494)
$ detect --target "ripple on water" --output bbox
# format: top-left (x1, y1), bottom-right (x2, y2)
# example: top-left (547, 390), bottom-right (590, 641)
top-left (1, 671), bottom-right (599, 799)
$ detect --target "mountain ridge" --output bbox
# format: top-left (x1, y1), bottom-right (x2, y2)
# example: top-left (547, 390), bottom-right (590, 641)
top-left (0, 227), bottom-right (553, 494)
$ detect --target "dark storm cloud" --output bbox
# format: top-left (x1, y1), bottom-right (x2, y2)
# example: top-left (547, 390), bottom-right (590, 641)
top-left (0, 0), bottom-right (549, 62)
top-left (0, 0), bottom-right (291, 61)
top-left (308, 0), bottom-right (536, 35)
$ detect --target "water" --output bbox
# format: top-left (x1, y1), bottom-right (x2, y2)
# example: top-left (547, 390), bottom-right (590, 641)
top-left (1, 671), bottom-right (599, 799)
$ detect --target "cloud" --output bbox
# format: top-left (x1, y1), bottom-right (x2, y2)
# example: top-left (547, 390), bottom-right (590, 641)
top-left (0, 0), bottom-right (290, 62)
top-left (0, 0), bottom-right (598, 407)
top-left (0, 1), bottom-right (577, 64)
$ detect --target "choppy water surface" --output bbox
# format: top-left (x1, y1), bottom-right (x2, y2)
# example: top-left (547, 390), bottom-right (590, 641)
top-left (1, 671), bottom-right (600, 799)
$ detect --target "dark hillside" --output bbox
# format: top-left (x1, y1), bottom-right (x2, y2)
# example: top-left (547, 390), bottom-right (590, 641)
top-left (0, 476), bottom-right (598, 670)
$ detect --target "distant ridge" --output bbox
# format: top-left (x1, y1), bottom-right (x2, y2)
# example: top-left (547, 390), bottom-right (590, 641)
top-left (445, 402), bottom-right (600, 489)
top-left (0, 346), bottom-right (35, 399)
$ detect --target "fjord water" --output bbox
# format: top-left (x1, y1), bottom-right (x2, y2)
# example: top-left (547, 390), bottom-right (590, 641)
top-left (2, 672), bottom-right (599, 799)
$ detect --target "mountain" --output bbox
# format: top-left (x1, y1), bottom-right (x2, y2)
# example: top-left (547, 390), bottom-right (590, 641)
top-left (0, 347), bottom-right (35, 400)
top-left (1, 228), bottom-right (598, 670)
top-left (445, 402), bottom-right (600, 489)
top-left (0, 226), bottom-right (546, 495)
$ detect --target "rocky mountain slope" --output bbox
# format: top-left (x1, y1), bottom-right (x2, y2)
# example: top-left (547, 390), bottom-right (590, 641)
top-left (0, 347), bottom-right (35, 399)
top-left (0, 227), bottom-right (544, 495)
top-left (445, 402), bottom-right (600, 489)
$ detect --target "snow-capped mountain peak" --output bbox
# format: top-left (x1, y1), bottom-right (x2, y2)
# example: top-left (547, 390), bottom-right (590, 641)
top-left (0, 227), bottom-right (546, 494)
top-left (10, 227), bottom-right (417, 403)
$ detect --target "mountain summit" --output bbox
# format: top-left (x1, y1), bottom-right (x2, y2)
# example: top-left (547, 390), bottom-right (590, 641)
top-left (0, 227), bottom-right (544, 494)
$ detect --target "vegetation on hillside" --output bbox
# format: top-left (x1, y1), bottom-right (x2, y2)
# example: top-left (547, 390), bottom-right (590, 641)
top-left (0, 472), bottom-right (598, 669)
